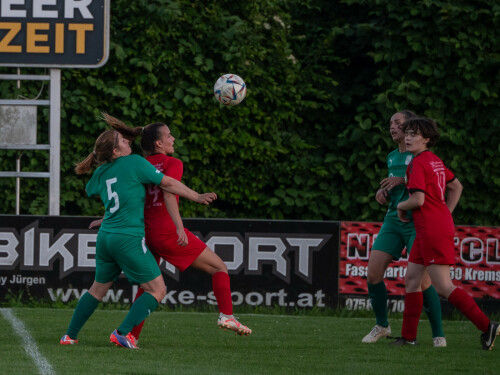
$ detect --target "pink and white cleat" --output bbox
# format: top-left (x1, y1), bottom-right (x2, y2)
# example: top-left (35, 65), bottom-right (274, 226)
top-left (217, 313), bottom-right (252, 336)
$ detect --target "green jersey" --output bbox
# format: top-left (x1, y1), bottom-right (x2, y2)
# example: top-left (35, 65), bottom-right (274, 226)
top-left (86, 154), bottom-right (164, 236)
top-left (385, 149), bottom-right (413, 218)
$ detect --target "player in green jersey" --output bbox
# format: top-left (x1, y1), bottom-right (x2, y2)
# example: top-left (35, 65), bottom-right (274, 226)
top-left (361, 110), bottom-right (446, 347)
top-left (60, 114), bottom-right (217, 349)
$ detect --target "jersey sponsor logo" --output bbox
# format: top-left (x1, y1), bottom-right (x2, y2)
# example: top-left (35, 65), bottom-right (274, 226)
top-left (405, 155), bottom-right (412, 165)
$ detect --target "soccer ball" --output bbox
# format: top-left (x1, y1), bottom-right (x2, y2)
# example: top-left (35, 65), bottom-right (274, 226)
top-left (214, 74), bottom-right (247, 106)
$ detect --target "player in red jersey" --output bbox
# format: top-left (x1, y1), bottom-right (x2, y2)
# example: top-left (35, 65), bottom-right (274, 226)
top-left (389, 117), bottom-right (499, 350)
top-left (102, 120), bottom-right (252, 338)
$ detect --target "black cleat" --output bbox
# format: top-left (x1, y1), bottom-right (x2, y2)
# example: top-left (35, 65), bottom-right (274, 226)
top-left (481, 321), bottom-right (500, 351)
top-left (389, 337), bottom-right (417, 346)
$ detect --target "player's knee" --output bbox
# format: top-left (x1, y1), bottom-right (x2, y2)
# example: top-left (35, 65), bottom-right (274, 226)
top-left (157, 283), bottom-right (167, 301)
top-left (366, 268), bottom-right (383, 284)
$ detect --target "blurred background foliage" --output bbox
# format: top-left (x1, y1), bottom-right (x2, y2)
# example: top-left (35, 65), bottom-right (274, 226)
top-left (0, 0), bottom-right (499, 225)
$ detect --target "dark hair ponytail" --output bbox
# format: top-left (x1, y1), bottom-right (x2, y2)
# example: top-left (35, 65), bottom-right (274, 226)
top-left (102, 112), bottom-right (143, 141)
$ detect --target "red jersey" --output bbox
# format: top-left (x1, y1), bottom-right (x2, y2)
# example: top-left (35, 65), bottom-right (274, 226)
top-left (144, 153), bottom-right (183, 233)
top-left (406, 150), bottom-right (456, 238)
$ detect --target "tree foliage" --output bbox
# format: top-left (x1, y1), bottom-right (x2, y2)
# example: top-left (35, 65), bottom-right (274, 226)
top-left (0, 0), bottom-right (499, 225)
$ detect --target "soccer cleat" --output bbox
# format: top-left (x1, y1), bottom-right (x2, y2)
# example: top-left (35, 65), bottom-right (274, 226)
top-left (389, 337), bottom-right (417, 346)
top-left (59, 335), bottom-right (78, 345)
top-left (481, 321), bottom-right (500, 351)
top-left (433, 337), bottom-right (447, 348)
top-left (110, 329), bottom-right (139, 349)
top-left (217, 313), bottom-right (252, 336)
top-left (361, 324), bottom-right (391, 343)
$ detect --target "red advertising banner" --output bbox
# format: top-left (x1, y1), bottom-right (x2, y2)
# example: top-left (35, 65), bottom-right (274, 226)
top-left (340, 221), bottom-right (500, 301)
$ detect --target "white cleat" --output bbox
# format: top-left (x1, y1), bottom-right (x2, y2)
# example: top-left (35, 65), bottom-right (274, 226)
top-left (362, 324), bottom-right (391, 343)
top-left (217, 313), bottom-right (252, 336)
top-left (433, 336), bottom-right (447, 347)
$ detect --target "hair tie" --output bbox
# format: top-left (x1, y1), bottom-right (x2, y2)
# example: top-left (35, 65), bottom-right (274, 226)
top-left (92, 150), bottom-right (96, 156)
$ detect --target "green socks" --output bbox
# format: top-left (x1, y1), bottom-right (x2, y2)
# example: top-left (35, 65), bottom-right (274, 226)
top-left (368, 281), bottom-right (389, 327)
top-left (118, 291), bottom-right (158, 335)
top-left (66, 292), bottom-right (100, 339)
top-left (422, 285), bottom-right (445, 338)
top-left (368, 282), bottom-right (443, 337)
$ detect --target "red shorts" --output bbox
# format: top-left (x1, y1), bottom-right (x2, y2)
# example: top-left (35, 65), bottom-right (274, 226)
top-left (408, 234), bottom-right (455, 266)
top-left (145, 228), bottom-right (207, 271)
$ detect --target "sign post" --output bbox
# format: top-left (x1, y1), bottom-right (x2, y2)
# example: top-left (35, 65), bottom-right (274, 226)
top-left (0, 0), bottom-right (110, 215)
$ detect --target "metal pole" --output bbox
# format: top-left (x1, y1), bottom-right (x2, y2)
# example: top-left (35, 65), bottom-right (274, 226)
top-left (49, 69), bottom-right (61, 215)
top-left (16, 153), bottom-right (23, 215)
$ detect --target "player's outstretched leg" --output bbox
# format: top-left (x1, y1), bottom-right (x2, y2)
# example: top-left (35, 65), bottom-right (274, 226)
top-left (110, 329), bottom-right (139, 349)
top-left (218, 313), bottom-right (252, 336)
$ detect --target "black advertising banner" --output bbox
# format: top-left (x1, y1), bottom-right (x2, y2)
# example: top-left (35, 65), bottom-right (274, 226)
top-left (0, 216), bottom-right (340, 309)
top-left (0, 0), bottom-right (109, 68)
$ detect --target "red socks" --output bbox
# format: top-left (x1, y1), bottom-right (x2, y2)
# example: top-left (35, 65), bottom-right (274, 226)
top-left (212, 272), bottom-right (233, 315)
top-left (402, 291), bottom-right (423, 341)
top-left (130, 272), bottom-right (234, 340)
top-left (448, 288), bottom-right (489, 332)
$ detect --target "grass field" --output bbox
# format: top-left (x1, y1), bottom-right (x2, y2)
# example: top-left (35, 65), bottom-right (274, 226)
top-left (1, 307), bottom-right (498, 375)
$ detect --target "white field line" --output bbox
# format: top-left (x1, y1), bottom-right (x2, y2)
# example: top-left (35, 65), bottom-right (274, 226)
top-left (0, 308), bottom-right (56, 375)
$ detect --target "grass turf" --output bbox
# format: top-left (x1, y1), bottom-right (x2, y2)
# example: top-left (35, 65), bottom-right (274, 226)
top-left (1, 308), bottom-right (498, 375)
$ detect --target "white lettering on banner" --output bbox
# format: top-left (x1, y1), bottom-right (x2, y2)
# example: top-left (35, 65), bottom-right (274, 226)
top-left (24, 227), bottom-right (35, 266)
top-left (344, 262), bottom-right (500, 282)
top-left (0, 0), bottom-right (94, 19)
top-left (286, 238), bottom-right (324, 282)
top-left (0, 232), bottom-right (18, 266)
top-left (344, 263), bottom-right (406, 278)
top-left (4, 274), bottom-right (46, 286)
top-left (346, 233), bottom-right (371, 260)
top-left (39, 232), bottom-right (74, 272)
top-left (461, 237), bottom-right (483, 263)
top-left (48, 287), bottom-right (326, 307)
top-left (248, 237), bottom-right (288, 279)
top-left (77, 233), bottom-right (96, 267)
top-left (205, 235), bottom-right (244, 270)
top-left (0, 222), bottom-right (331, 283)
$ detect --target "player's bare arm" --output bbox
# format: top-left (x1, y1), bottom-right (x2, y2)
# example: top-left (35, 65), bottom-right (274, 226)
top-left (89, 217), bottom-right (104, 229)
top-left (446, 178), bottom-right (463, 214)
top-left (159, 175), bottom-right (217, 205)
top-left (375, 188), bottom-right (389, 205)
top-left (163, 191), bottom-right (188, 246)
top-left (397, 192), bottom-right (425, 222)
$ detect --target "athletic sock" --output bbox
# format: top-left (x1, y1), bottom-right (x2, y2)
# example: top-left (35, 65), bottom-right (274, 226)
top-left (422, 285), bottom-right (445, 338)
top-left (448, 288), bottom-right (490, 332)
top-left (367, 281), bottom-right (389, 327)
top-left (65, 291), bottom-right (100, 339)
top-left (402, 291), bottom-right (423, 341)
top-left (118, 291), bottom-right (158, 335)
top-left (130, 288), bottom-right (146, 340)
top-left (212, 272), bottom-right (233, 315)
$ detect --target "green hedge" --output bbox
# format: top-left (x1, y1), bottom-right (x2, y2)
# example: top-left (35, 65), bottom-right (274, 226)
top-left (0, 0), bottom-right (499, 225)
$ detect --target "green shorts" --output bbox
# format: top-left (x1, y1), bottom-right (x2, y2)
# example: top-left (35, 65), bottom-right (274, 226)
top-left (95, 231), bottom-right (161, 285)
top-left (372, 217), bottom-right (416, 260)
